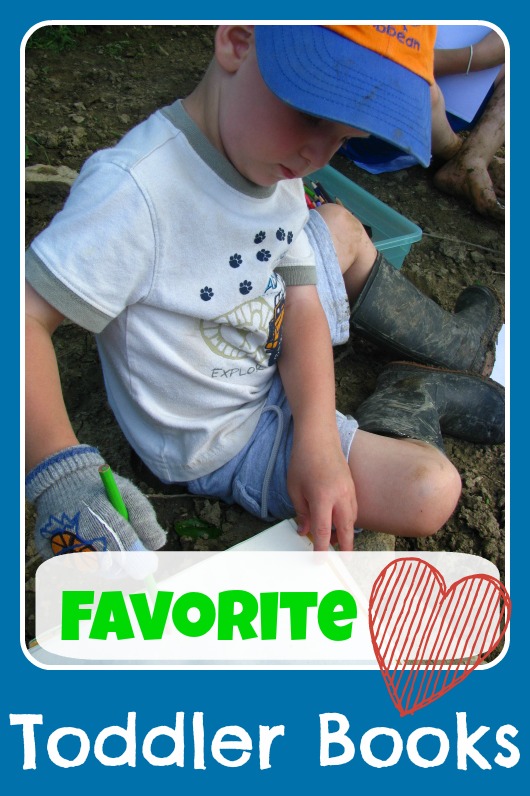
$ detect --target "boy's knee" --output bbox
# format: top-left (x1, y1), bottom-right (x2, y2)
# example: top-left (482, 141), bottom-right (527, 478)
top-left (316, 203), bottom-right (370, 273)
top-left (405, 452), bottom-right (462, 537)
top-left (317, 202), bottom-right (363, 240)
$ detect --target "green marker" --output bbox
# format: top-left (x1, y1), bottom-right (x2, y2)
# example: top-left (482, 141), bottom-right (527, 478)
top-left (99, 464), bottom-right (129, 520)
top-left (98, 463), bottom-right (158, 598)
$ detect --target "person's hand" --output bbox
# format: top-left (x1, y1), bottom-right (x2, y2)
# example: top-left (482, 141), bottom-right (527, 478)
top-left (26, 445), bottom-right (166, 577)
top-left (287, 435), bottom-right (357, 551)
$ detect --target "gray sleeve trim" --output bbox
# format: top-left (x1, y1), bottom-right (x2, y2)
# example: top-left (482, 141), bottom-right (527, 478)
top-left (25, 248), bottom-right (113, 333)
top-left (275, 264), bottom-right (317, 287)
top-left (161, 100), bottom-right (275, 199)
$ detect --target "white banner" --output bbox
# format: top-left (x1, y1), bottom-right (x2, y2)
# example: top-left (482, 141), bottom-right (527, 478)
top-left (31, 543), bottom-right (503, 669)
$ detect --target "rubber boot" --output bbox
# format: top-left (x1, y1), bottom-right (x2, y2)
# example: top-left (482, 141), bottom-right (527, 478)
top-left (355, 361), bottom-right (505, 451)
top-left (350, 253), bottom-right (502, 375)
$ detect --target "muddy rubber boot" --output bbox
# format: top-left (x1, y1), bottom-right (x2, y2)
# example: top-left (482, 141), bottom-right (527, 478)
top-left (350, 253), bottom-right (502, 375)
top-left (355, 362), bottom-right (505, 451)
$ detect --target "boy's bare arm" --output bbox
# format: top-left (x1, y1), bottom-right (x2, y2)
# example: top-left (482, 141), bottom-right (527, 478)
top-left (277, 283), bottom-right (357, 551)
top-left (25, 280), bottom-right (168, 561)
top-left (25, 280), bottom-right (79, 472)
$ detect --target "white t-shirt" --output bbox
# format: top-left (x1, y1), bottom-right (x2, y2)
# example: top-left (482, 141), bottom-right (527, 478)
top-left (26, 100), bottom-right (317, 481)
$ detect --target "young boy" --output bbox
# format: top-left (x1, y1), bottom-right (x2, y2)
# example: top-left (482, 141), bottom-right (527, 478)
top-left (25, 25), bottom-right (504, 558)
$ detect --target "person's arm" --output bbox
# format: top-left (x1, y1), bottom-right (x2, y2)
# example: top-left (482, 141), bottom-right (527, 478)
top-left (277, 283), bottom-right (357, 551)
top-left (434, 30), bottom-right (504, 77)
top-left (25, 280), bottom-right (79, 471)
top-left (25, 279), bottom-right (167, 562)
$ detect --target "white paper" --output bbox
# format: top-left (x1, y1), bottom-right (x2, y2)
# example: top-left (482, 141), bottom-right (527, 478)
top-left (490, 324), bottom-right (506, 386)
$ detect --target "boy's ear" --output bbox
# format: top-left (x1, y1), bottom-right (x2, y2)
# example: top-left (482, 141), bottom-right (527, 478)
top-left (215, 26), bottom-right (254, 72)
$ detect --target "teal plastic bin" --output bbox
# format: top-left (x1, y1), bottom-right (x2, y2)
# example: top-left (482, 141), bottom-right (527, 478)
top-left (307, 165), bottom-right (422, 269)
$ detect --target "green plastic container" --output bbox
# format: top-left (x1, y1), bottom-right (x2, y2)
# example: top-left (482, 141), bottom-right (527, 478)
top-left (307, 165), bottom-right (422, 269)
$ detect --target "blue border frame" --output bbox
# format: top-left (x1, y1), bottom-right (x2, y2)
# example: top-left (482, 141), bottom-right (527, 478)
top-left (8, 4), bottom-right (527, 790)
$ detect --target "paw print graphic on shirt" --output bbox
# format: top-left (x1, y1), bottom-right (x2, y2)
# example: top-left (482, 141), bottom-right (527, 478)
top-left (254, 231), bottom-right (266, 244)
top-left (256, 249), bottom-right (271, 262)
top-left (287, 231), bottom-right (293, 244)
top-left (276, 228), bottom-right (286, 241)
top-left (239, 280), bottom-right (253, 295)
top-left (200, 286), bottom-right (214, 301)
top-left (229, 253), bottom-right (243, 268)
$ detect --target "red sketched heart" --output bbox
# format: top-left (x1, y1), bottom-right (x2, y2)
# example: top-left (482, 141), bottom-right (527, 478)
top-left (369, 557), bottom-right (511, 716)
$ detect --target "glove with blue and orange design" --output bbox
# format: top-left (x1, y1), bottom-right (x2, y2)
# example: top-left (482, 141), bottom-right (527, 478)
top-left (26, 445), bottom-right (166, 569)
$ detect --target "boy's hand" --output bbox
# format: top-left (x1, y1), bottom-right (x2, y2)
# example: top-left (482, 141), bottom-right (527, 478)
top-left (287, 435), bottom-right (357, 551)
top-left (26, 445), bottom-right (166, 578)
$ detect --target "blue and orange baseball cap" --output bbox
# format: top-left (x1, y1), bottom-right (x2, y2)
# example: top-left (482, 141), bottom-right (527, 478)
top-left (254, 25), bottom-right (436, 167)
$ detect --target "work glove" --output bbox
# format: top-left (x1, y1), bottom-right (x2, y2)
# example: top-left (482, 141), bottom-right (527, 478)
top-left (26, 445), bottom-right (167, 578)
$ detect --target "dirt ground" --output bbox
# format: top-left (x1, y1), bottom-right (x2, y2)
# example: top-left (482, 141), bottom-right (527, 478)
top-left (24, 25), bottom-right (506, 645)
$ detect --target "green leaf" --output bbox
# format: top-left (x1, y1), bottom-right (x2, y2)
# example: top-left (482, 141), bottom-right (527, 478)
top-left (174, 517), bottom-right (220, 539)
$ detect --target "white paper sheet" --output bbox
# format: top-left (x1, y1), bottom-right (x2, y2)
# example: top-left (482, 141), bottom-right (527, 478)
top-left (490, 324), bottom-right (506, 386)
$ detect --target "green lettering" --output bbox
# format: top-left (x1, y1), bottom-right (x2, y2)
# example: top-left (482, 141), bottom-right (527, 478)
top-left (280, 592), bottom-right (318, 639)
top-left (260, 592), bottom-right (279, 640)
top-left (218, 590), bottom-right (258, 640)
top-left (129, 591), bottom-right (173, 640)
top-left (61, 590), bottom-right (94, 640)
top-left (89, 591), bottom-right (135, 640)
top-left (172, 592), bottom-right (215, 637)
top-left (318, 590), bottom-right (357, 641)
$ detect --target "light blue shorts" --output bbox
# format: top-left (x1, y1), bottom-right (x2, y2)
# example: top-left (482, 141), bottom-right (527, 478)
top-left (186, 211), bottom-right (358, 521)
